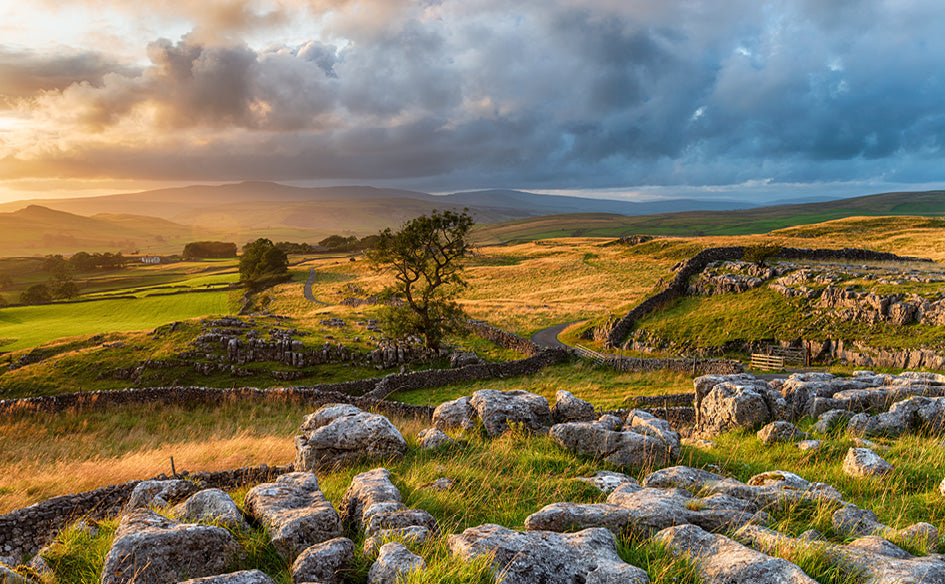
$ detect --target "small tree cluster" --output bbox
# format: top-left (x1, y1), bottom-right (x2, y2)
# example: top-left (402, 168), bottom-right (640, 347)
top-left (367, 209), bottom-right (473, 350)
top-left (182, 241), bottom-right (237, 259)
top-left (239, 238), bottom-right (289, 289)
top-left (743, 243), bottom-right (784, 267)
top-left (66, 251), bottom-right (126, 272)
top-left (319, 234), bottom-right (380, 252)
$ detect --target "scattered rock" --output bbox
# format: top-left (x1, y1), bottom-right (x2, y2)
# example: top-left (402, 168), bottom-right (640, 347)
top-left (339, 468), bottom-right (404, 530)
top-left (368, 542), bottom-right (426, 584)
top-left (100, 509), bottom-right (243, 584)
top-left (796, 439), bottom-right (822, 451)
top-left (842, 448), bottom-right (892, 478)
top-left (469, 389), bottom-right (553, 436)
top-left (450, 351), bottom-right (484, 368)
top-left (291, 537), bottom-right (355, 584)
top-left (696, 378), bottom-right (779, 435)
top-left (176, 571), bottom-right (276, 584)
top-left (0, 563), bottom-right (33, 584)
top-left (757, 421), bottom-right (807, 444)
top-left (658, 523), bottom-right (817, 584)
top-left (294, 405), bottom-right (407, 470)
top-left (243, 472), bottom-right (343, 562)
top-left (524, 502), bottom-right (631, 534)
top-left (832, 506), bottom-right (885, 537)
top-left (125, 479), bottom-right (201, 512)
top-left (813, 409), bottom-right (854, 434)
top-left (448, 524), bottom-right (648, 584)
top-left (575, 470), bottom-right (640, 494)
top-left (419, 477), bottom-right (455, 491)
top-left (605, 484), bottom-right (765, 534)
top-left (551, 390), bottom-right (595, 423)
top-left (550, 414), bottom-right (679, 467)
top-left (432, 396), bottom-right (477, 432)
top-left (418, 428), bottom-right (454, 450)
top-left (173, 488), bottom-right (248, 530)
top-left (363, 525), bottom-right (433, 557)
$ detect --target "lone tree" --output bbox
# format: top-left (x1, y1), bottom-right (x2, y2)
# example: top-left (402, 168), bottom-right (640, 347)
top-left (367, 209), bottom-right (474, 351)
top-left (743, 243), bottom-right (783, 268)
top-left (239, 238), bottom-right (289, 289)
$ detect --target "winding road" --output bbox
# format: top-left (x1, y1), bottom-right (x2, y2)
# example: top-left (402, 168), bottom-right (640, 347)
top-left (531, 321), bottom-right (584, 349)
top-left (303, 268), bottom-right (329, 305)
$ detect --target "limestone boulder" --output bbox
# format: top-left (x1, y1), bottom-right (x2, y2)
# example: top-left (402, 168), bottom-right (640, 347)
top-left (294, 405), bottom-right (406, 471)
top-left (448, 524), bottom-right (648, 584)
top-left (551, 390), bottom-right (595, 423)
top-left (550, 416), bottom-right (677, 468)
top-left (432, 396), bottom-right (477, 432)
top-left (658, 523), bottom-right (817, 584)
top-left (339, 468), bottom-right (404, 530)
top-left (243, 472), bottom-right (342, 561)
top-left (0, 563), bottom-right (33, 584)
top-left (290, 537), bottom-right (354, 584)
top-left (842, 448), bottom-right (892, 478)
top-left (368, 542), bottom-right (426, 584)
top-left (605, 485), bottom-right (764, 534)
top-left (469, 389), bottom-right (553, 436)
top-left (813, 409), bottom-right (854, 433)
top-left (100, 510), bottom-right (243, 584)
top-left (363, 525), bottom-right (433, 557)
top-left (173, 488), bottom-right (248, 530)
top-left (524, 502), bottom-right (632, 534)
top-left (418, 428), bottom-right (454, 450)
top-left (757, 421), bottom-right (807, 444)
top-left (697, 380), bottom-right (774, 435)
top-left (575, 471), bottom-right (640, 494)
top-left (125, 479), bottom-right (200, 512)
top-left (175, 571), bottom-right (275, 584)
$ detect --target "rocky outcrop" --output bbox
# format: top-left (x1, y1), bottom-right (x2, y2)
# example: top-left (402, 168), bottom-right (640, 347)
top-left (124, 480), bottom-right (200, 512)
top-left (432, 396), bottom-right (477, 432)
top-left (290, 537), bottom-right (354, 584)
top-left (757, 421), bottom-right (807, 444)
top-left (550, 390), bottom-right (596, 423)
top-left (575, 471), bottom-right (640, 494)
top-left (418, 428), bottom-right (454, 449)
top-left (549, 411), bottom-right (680, 467)
top-left (176, 572), bottom-right (275, 584)
top-left (100, 510), bottom-right (243, 584)
top-left (846, 395), bottom-right (945, 437)
top-left (469, 390), bottom-right (553, 436)
top-left (658, 523), bottom-right (818, 584)
top-left (173, 488), bottom-right (248, 531)
top-left (448, 524), bottom-right (648, 584)
top-left (243, 472), bottom-right (342, 561)
top-left (340, 468), bottom-right (438, 555)
top-left (694, 374), bottom-right (786, 435)
top-left (368, 542), bottom-right (426, 584)
top-left (842, 448), bottom-right (893, 478)
top-left (294, 404), bottom-right (407, 471)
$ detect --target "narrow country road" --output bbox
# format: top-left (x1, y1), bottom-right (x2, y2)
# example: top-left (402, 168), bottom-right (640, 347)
top-left (531, 321), bottom-right (584, 349)
top-left (303, 268), bottom-right (329, 305)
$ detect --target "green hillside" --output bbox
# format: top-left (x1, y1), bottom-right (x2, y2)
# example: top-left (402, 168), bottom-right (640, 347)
top-left (472, 190), bottom-right (945, 242)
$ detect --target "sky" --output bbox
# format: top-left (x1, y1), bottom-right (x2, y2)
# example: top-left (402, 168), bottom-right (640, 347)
top-left (1, 0), bottom-right (944, 204)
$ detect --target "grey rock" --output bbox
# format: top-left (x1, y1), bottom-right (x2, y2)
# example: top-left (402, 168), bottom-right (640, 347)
top-left (524, 502), bottom-right (632, 534)
top-left (291, 537), bottom-right (354, 584)
top-left (625, 410), bottom-right (681, 458)
top-left (606, 484), bottom-right (765, 534)
top-left (448, 524), bottom-right (648, 584)
top-left (575, 471), bottom-right (640, 494)
top-left (0, 563), bottom-right (33, 584)
top-left (450, 351), bottom-right (484, 368)
top-left (757, 421), bottom-right (807, 444)
top-left (642, 465), bottom-right (726, 493)
top-left (100, 510), bottom-right (243, 584)
top-left (550, 417), bottom-right (678, 468)
top-left (174, 488), bottom-right (248, 530)
top-left (365, 509), bottom-right (439, 539)
top-left (368, 542), bottom-right (426, 584)
top-left (658, 523), bottom-right (817, 584)
top-left (27, 554), bottom-right (52, 580)
top-left (796, 439), bottom-right (822, 451)
top-left (420, 477), bottom-right (454, 491)
top-left (175, 571), bottom-right (276, 584)
top-left (418, 428), bottom-right (454, 450)
top-left (832, 506), bottom-right (885, 537)
top-left (892, 523), bottom-right (940, 553)
top-left (813, 409), bottom-right (854, 434)
top-left (698, 380), bottom-right (772, 435)
top-left (432, 396), bottom-right (477, 432)
top-left (339, 468), bottom-right (404, 530)
top-left (299, 404), bottom-right (363, 434)
top-left (363, 526), bottom-right (433, 557)
top-left (244, 472), bottom-right (342, 562)
top-left (294, 405), bottom-right (407, 471)
top-left (469, 389), bottom-right (553, 436)
top-left (843, 448), bottom-right (893, 478)
top-left (551, 390), bottom-right (595, 423)
top-left (125, 479), bottom-right (200, 511)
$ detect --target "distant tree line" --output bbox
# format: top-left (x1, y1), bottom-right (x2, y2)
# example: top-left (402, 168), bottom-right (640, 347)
top-left (53, 251), bottom-right (126, 272)
top-left (317, 234), bottom-right (380, 252)
top-left (182, 241), bottom-right (238, 259)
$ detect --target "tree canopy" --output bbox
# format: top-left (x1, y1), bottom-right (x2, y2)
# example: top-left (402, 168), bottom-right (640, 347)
top-left (367, 209), bottom-right (474, 350)
top-left (183, 241), bottom-right (237, 259)
top-left (239, 238), bottom-right (289, 289)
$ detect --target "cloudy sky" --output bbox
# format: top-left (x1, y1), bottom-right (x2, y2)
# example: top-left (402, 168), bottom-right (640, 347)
top-left (1, 0), bottom-right (944, 203)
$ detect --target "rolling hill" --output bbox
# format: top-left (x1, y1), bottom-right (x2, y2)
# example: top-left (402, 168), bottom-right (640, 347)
top-left (471, 190), bottom-right (945, 243)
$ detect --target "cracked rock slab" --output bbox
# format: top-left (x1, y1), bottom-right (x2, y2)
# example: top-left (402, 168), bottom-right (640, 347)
top-left (658, 523), bottom-right (817, 584)
top-left (290, 537), bottom-right (354, 584)
top-left (101, 510), bottom-right (243, 584)
top-left (843, 448), bottom-right (893, 478)
top-left (294, 405), bottom-right (406, 471)
top-left (243, 472), bottom-right (342, 562)
top-left (175, 571), bottom-right (276, 584)
top-left (368, 542), bottom-right (426, 584)
top-left (448, 524), bottom-right (648, 584)
top-left (469, 389), bottom-right (553, 436)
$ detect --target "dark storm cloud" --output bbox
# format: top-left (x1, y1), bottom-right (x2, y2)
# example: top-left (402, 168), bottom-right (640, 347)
top-left (0, 47), bottom-right (139, 103)
top-left (5, 0), bottom-right (945, 193)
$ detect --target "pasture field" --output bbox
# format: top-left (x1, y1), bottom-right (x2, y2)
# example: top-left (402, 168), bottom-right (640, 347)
top-left (0, 292), bottom-right (234, 352)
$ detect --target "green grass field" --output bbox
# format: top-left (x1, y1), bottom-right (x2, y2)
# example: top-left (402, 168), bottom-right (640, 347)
top-left (0, 292), bottom-right (233, 351)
